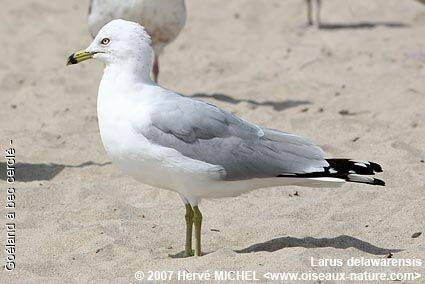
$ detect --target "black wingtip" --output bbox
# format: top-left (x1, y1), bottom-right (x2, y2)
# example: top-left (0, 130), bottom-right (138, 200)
top-left (370, 161), bottom-right (383, 173)
top-left (373, 178), bottom-right (386, 186)
top-left (326, 159), bottom-right (384, 175)
top-left (277, 159), bottom-right (385, 187)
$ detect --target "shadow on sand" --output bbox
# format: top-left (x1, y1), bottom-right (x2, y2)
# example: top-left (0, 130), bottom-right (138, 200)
top-left (318, 22), bottom-right (408, 30)
top-left (189, 93), bottom-right (311, 112)
top-left (0, 161), bottom-right (111, 182)
top-left (170, 235), bottom-right (401, 258)
top-left (235, 235), bottom-right (402, 255)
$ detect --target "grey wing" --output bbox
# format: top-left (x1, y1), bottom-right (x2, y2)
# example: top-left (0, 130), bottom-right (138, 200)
top-left (142, 96), bottom-right (329, 180)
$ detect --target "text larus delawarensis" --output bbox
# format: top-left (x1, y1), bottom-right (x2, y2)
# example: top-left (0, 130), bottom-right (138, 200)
top-left (88, 0), bottom-right (186, 82)
top-left (67, 20), bottom-right (385, 257)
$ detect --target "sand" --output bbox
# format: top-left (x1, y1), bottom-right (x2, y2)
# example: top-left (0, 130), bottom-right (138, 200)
top-left (1, 0), bottom-right (424, 283)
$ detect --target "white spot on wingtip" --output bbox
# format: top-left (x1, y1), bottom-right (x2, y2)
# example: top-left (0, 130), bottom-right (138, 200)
top-left (348, 174), bottom-right (373, 183)
top-left (354, 162), bottom-right (367, 168)
top-left (350, 159), bottom-right (370, 165)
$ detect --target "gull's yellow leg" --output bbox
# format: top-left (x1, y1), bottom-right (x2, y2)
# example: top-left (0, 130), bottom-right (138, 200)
top-left (184, 204), bottom-right (194, 257)
top-left (193, 206), bottom-right (203, 256)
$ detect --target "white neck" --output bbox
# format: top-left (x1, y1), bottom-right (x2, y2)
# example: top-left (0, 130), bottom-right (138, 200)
top-left (104, 57), bottom-right (153, 85)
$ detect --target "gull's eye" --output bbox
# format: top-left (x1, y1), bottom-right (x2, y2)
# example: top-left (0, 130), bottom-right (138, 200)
top-left (101, 38), bottom-right (111, 45)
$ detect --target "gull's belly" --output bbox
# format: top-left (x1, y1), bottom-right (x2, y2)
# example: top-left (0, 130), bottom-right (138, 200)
top-left (98, 117), bottom-right (224, 193)
top-left (97, 118), bottom-right (292, 202)
top-left (98, 121), bottom-right (171, 188)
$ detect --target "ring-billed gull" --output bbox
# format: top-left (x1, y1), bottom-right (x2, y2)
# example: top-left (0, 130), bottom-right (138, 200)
top-left (67, 19), bottom-right (385, 257)
top-left (88, 0), bottom-right (186, 82)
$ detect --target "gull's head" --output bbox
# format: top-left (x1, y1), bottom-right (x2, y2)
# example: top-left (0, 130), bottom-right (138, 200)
top-left (67, 19), bottom-right (152, 66)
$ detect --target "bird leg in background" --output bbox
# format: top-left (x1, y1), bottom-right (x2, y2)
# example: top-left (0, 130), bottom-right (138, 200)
top-left (193, 206), bottom-right (203, 256)
top-left (316, 0), bottom-right (322, 28)
top-left (184, 204), bottom-right (194, 257)
top-left (152, 53), bottom-right (159, 83)
top-left (306, 0), bottom-right (313, 25)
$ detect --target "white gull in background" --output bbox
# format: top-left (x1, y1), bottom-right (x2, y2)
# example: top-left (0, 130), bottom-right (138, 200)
top-left (67, 20), bottom-right (385, 257)
top-left (88, 0), bottom-right (186, 82)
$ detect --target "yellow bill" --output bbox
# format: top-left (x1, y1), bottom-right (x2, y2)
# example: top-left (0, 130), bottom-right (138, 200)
top-left (67, 50), bottom-right (94, 65)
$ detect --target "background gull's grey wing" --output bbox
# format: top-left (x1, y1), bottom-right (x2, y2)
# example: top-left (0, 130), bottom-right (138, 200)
top-left (142, 95), bottom-right (329, 181)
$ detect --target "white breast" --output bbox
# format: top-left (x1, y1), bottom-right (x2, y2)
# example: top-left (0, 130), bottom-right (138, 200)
top-left (96, 80), bottom-right (225, 198)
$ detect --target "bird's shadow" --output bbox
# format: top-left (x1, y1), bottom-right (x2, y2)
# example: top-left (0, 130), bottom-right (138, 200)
top-left (169, 251), bottom-right (211, 259)
top-left (235, 235), bottom-right (402, 255)
top-left (0, 161), bottom-right (111, 182)
top-left (170, 235), bottom-right (401, 258)
top-left (318, 22), bottom-right (408, 30)
top-left (189, 93), bottom-right (311, 112)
